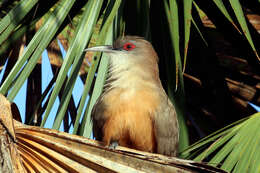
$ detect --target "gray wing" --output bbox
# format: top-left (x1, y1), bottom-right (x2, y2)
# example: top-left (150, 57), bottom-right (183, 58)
top-left (153, 93), bottom-right (179, 156)
top-left (91, 96), bottom-right (107, 141)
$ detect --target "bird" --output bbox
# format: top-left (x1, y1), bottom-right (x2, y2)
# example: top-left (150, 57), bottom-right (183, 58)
top-left (85, 36), bottom-right (179, 156)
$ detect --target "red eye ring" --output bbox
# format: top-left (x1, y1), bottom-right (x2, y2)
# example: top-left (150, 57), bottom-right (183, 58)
top-left (123, 42), bottom-right (136, 51)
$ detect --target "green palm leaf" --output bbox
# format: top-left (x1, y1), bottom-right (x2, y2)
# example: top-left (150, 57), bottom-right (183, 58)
top-left (182, 112), bottom-right (260, 172)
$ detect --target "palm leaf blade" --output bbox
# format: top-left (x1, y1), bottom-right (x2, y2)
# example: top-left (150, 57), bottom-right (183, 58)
top-left (51, 0), bottom-right (104, 130)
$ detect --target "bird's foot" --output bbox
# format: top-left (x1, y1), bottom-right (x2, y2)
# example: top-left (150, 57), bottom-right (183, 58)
top-left (108, 141), bottom-right (118, 150)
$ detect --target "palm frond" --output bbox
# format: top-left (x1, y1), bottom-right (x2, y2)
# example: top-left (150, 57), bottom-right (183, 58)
top-left (182, 112), bottom-right (260, 172)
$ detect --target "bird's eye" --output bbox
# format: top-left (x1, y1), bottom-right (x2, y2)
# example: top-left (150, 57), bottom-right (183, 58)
top-left (123, 42), bottom-right (136, 51)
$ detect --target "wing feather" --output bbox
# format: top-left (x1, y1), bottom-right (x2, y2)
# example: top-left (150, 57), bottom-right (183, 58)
top-left (153, 92), bottom-right (179, 156)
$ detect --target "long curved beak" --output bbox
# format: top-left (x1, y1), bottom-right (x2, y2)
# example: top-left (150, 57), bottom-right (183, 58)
top-left (85, 45), bottom-right (115, 53)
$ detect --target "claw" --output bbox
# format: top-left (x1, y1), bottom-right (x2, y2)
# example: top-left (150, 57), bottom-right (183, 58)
top-left (109, 141), bottom-right (118, 150)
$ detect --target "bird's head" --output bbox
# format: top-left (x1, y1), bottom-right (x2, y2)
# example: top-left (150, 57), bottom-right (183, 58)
top-left (85, 36), bottom-right (159, 67)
